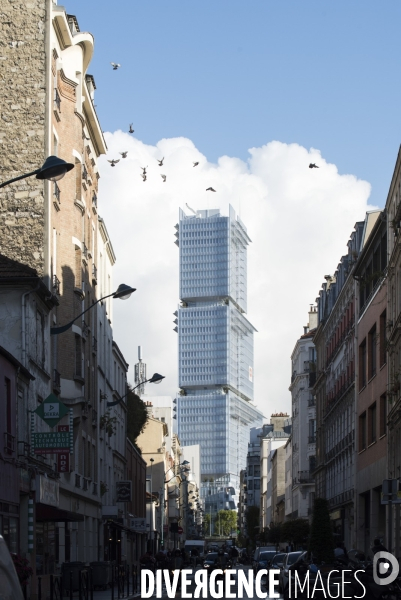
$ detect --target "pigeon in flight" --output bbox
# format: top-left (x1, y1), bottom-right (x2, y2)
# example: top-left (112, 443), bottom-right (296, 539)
top-left (158, 158), bottom-right (164, 166)
top-left (161, 174), bottom-right (167, 182)
top-left (108, 159), bottom-right (120, 167)
top-left (129, 124), bottom-right (134, 134)
top-left (111, 62), bottom-right (121, 70)
top-left (142, 174), bottom-right (147, 182)
top-left (309, 163), bottom-right (319, 169)
top-left (141, 166), bottom-right (148, 175)
top-left (193, 162), bottom-right (199, 167)
top-left (120, 152), bottom-right (128, 159)
top-left (206, 187), bottom-right (216, 192)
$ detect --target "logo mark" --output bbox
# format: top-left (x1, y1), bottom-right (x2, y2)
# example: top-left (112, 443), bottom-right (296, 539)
top-left (373, 551), bottom-right (399, 585)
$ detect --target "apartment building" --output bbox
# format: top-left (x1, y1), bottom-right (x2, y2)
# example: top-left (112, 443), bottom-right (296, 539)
top-left (354, 210), bottom-right (387, 555)
top-left (385, 146), bottom-right (401, 557)
top-left (289, 308), bottom-right (317, 519)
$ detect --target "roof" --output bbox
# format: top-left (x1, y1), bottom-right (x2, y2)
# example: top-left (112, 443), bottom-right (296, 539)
top-left (0, 345), bottom-right (35, 380)
top-left (300, 327), bottom-right (317, 339)
top-left (0, 253), bottom-right (38, 278)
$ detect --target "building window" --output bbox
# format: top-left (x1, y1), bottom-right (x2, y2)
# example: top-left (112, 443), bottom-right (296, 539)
top-left (359, 412), bottom-right (367, 451)
top-left (368, 325), bottom-right (377, 380)
top-left (359, 339), bottom-right (367, 390)
top-left (379, 310), bottom-right (387, 367)
top-left (379, 394), bottom-right (387, 437)
top-left (75, 336), bottom-right (82, 377)
top-left (368, 402), bottom-right (377, 445)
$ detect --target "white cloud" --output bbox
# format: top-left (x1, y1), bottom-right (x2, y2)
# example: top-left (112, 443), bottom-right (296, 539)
top-left (98, 133), bottom-right (373, 418)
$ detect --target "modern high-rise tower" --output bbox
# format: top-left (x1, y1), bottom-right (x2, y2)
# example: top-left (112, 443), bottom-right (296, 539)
top-left (175, 205), bottom-right (263, 519)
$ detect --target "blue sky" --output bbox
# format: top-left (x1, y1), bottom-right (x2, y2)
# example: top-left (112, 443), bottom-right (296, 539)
top-left (65, 0), bottom-right (401, 209)
top-left (62, 0), bottom-right (396, 410)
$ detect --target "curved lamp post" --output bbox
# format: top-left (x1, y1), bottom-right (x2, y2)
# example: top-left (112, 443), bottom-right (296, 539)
top-left (106, 372), bottom-right (165, 407)
top-left (51, 283), bottom-right (136, 335)
top-left (0, 155), bottom-right (74, 188)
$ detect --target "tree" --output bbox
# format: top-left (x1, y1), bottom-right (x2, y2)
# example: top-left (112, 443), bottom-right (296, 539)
top-left (126, 385), bottom-right (148, 448)
top-left (203, 513), bottom-right (212, 535)
top-left (308, 498), bottom-right (334, 563)
top-left (266, 523), bottom-right (282, 545)
top-left (245, 506), bottom-right (260, 544)
top-left (214, 510), bottom-right (237, 537)
top-left (280, 519), bottom-right (310, 548)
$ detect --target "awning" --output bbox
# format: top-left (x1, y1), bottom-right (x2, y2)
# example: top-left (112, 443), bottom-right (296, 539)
top-left (36, 504), bottom-right (84, 522)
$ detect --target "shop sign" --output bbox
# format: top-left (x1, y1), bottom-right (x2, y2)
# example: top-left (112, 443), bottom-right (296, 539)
top-left (39, 475), bottom-right (59, 507)
top-left (34, 394), bottom-right (69, 428)
top-left (116, 481), bottom-right (132, 502)
top-left (130, 517), bottom-right (146, 532)
top-left (57, 453), bottom-right (70, 473)
top-left (32, 431), bottom-right (71, 454)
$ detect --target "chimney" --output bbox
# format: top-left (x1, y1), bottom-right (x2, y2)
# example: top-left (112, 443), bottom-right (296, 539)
top-left (308, 305), bottom-right (318, 330)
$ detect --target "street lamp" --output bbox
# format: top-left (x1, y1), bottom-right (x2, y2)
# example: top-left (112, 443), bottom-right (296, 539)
top-left (51, 283), bottom-right (136, 335)
top-left (106, 372), bottom-right (165, 407)
top-left (0, 155), bottom-right (74, 188)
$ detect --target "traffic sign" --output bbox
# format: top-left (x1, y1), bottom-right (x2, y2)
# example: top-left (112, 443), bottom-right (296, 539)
top-left (34, 394), bottom-right (69, 427)
top-left (178, 526), bottom-right (183, 534)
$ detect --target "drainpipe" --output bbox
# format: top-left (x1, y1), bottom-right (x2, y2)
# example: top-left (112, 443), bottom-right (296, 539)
top-left (43, 0), bottom-right (52, 289)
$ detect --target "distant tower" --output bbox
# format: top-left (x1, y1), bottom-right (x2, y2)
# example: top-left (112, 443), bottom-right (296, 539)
top-left (134, 346), bottom-right (147, 395)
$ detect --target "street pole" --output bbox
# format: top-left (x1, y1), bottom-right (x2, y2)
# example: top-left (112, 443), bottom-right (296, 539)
top-left (209, 505), bottom-right (212, 537)
top-left (389, 498), bottom-right (393, 554)
top-left (160, 486), bottom-right (164, 548)
top-left (150, 459), bottom-right (154, 554)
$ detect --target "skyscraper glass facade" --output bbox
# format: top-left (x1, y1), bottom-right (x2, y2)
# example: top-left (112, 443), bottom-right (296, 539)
top-left (176, 205), bottom-right (263, 516)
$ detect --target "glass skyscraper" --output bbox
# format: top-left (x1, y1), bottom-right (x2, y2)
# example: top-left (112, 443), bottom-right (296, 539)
top-left (175, 205), bottom-right (263, 518)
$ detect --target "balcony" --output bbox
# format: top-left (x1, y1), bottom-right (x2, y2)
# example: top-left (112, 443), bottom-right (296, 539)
top-left (298, 470), bottom-right (314, 484)
top-left (82, 165), bottom-right (88, 184)
top-left (92, 192), bottom-right (97, 213)
top-left (54, 88), bottom-right (61, 112)
top-left (52, 274), bottom-right (60, 295)
top-left (4, 432), bottom-right (15, 455)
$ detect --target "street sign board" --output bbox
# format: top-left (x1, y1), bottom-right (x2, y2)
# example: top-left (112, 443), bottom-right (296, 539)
top-left (116, 481), bottom-right (132, 502)
top-left (178, 526), bottom-right (183, 534)
top-left (130, 518), bottom-right (146, 532)
top-left (32, 431), bottom-right (71, 454)
top-left (381, 491), bottom-right (401, 504)
top-left (57, 453), bottom-right (70, 473)
top-left (34, 394), bottom-right (69, 428)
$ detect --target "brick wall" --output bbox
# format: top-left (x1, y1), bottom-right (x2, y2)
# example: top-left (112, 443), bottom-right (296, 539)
top-left (0, 0), bottom-right (48, 273)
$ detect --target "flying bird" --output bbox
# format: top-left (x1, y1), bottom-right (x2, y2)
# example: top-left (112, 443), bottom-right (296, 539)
top-left (309, 163), bottom-right (319, 169)
top-left (141, 174), bottom-right (147, 182)
top-left (141, 166), bottom-right (148, 175)
top-left (158, 158), bottom-right (164, 166)
top-left (108, 159), bottom-right (120, 167)
top-left (193, 162), bottom-right (199, 167)
top-left (206, 187), bottom-right (216, 192)
top-left (120, 152), bottom-right (128, 158)
top-left (111, 62), bottom-right (121, 70)
top-left (161, 174), bottom-right (166, 182)
top-left (128, 124), bottom-right (134, 134)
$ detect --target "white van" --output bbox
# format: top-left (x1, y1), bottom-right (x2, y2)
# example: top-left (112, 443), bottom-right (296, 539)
top-left (184, 540), bottom-right (206, 560)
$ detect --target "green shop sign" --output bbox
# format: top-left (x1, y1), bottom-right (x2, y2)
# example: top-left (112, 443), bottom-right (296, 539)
top-left (32, 431), bottom-right (71, 454)
top-left (34, 394), bottom-right (69, 427)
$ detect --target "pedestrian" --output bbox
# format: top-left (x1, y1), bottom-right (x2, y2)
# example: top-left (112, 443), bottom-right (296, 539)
top-left (371, 538), bottom-right (387, 555)
top-left (231, 546), bottom-right (239, 567)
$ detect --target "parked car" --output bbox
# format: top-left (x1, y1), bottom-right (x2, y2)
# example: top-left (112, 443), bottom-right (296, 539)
top-left (252, 546), bottom-right (277, 574)
top-left (254, 550), bottom-right (278, 575)
top-left (260, 552), bottom-right (287, 587)
top-left (278, 550), bottom-right (307, 592)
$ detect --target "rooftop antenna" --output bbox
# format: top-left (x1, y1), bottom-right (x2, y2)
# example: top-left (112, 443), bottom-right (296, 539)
top-left (185, 202), bottom-right (197, 216)
top-left (134, 346), bottom-right (147, 396)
